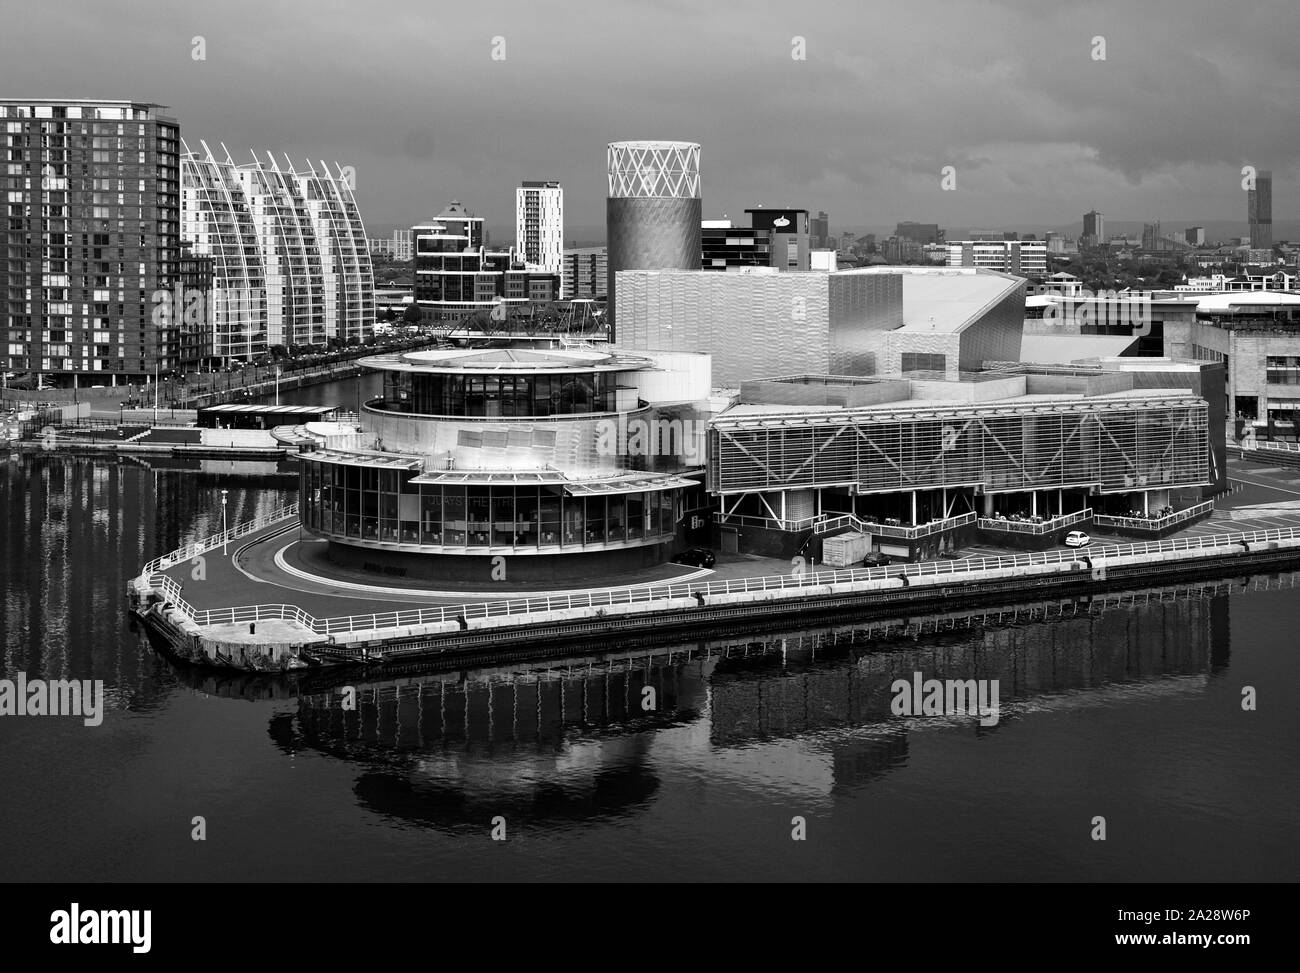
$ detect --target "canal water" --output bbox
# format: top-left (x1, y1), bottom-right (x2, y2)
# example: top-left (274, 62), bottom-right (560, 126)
top-left (2, 449), bottom-right (1298, 881)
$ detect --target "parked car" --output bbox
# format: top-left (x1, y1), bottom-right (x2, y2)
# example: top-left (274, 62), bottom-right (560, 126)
top-left (672, 547), bottom-right (716, 568)
top-left (861, 551), bottom-right (891, 567)
top-left (1064, 530), bottom-right (1091, 548)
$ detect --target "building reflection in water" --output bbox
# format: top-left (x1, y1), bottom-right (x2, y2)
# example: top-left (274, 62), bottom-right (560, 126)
top-left (0, 453), bottom-right (294, 708)
top-left (258, 579), bottom-right (1235, 831)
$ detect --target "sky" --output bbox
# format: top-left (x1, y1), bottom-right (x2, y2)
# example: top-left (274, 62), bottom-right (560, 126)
top-left (2, 0), bottom-right (1297, 238)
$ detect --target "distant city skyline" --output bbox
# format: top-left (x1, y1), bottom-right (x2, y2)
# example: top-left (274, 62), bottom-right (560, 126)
top-left (4, 0), bottom-right (1295, 238)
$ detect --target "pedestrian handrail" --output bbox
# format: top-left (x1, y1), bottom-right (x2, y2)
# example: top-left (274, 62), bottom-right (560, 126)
top-left (978, 508), bottom-right (1092, 535)
top-left (1093, 500), bottom-right (1214, 532)
top-left (138, 515), bottom-right (1300, 641)
top-left (819, 511), bottom-right (976, 538)
top-left (139, 502), bottom-right (300, 577)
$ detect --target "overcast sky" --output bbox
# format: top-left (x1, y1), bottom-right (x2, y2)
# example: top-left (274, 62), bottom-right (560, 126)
top-left (3, 0), bottom-right (1296, 237)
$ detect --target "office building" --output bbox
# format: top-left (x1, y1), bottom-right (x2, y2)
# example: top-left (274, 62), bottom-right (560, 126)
top-left (946, 240), bottom-right (1047, 277)
top-left (1185, 226), bottom-right (1205, 246)
top-left (2, 98), bottom-right (181, 386)
top-left (1248, 169), bottom-right (1273, 251)
top-left (515, 180), bottom-right (563, 283)
top-left (182, 141), bottom-right (374, 357)
top-left (811, 210), bottom-right (829, 249)
top-left (896, 222), bottom-right (942, 245)
top-left (701, 219), bottom-right (770, 271)
top-left (1164, 292), bottom-right (1300, 436)
top-left (605, 141), bottom-right (701, 331)
top-left (747, 208), bottom-right (809, 271)
top-left (701, 208), bottom-right (809, 272)
top-left (1082, 210), bottom-right (1105, 248)
top-left (413, 200), bottom-right (558, 322)
top-left (562, 247), bottom-right (607, 300)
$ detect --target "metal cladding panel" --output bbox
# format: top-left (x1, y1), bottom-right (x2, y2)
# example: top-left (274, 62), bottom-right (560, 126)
top-left (957, 280), bottom-right (1025, 371)
top-left (606, 196), bottom-right (702, 330)
top-left (614, 271), bottom-right (830, 387)
top-left (828, 273), bottom-right (904, 375)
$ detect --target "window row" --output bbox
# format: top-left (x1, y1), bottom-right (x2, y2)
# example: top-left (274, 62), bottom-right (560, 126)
top-left (301, 465), bottom-right (678, 549)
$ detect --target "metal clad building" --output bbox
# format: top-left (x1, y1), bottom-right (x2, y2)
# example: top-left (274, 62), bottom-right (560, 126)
top-left (606, 141), bottom-right (701, 333)
top-left (614, 269), bottom-right (905, 387)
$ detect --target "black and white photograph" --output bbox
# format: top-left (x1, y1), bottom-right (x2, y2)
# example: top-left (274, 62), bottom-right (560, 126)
top-left (0, 0), bottom-right (1294, 951)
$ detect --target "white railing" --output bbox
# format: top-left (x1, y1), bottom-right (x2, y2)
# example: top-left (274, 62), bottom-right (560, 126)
top-left (141, 520), bottom-right (1300, 641)
top-left (978, 508), bottom-right (1093, 535)
top-left (1093, 500), bottom-right (1214, 532)
top-left (715, 513), bottom-right (824, 531)
top-left (1243, 440), bottom-right (1300, 454)
top-left (820, 511), bottom-right (977, 539)
top-left (139, 502), bottom-right (300, 577)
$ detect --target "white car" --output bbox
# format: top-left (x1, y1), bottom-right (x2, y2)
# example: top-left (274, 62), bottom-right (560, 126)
top-left (1064, 530), bottom-right (1091, 548)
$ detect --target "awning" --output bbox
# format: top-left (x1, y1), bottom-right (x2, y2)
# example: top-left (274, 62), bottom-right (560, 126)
top-left (305, 448), bottom-right (422, 470)
top-left (563, 473), bottom-right (699, 496)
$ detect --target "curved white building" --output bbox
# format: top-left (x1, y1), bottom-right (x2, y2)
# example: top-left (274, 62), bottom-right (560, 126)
top-left (181, 141), bottom-right (375, 360)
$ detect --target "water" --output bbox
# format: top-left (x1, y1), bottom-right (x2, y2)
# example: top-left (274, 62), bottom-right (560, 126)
top-left (2, 452), bottom-right (1298, 882)
top-left (267, 371), bottom-right (382, 411)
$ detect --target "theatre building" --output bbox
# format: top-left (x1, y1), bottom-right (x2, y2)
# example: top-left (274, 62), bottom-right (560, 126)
top-left (298, 346), bottom-right (713, 582)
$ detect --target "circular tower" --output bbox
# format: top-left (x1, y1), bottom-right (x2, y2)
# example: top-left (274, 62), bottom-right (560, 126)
top-left (605, 141), bottom-right (701, 334)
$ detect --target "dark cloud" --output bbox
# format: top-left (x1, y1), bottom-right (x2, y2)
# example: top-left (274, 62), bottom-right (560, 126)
top-left (3, 0), bottom-right (1296, 235)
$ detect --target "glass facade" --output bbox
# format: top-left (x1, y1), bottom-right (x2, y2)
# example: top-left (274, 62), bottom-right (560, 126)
top-left (301, 460), bottom-right (677, 550)
top-left (378, 370), bottom-right (623, 417)
top-left (709, 399), bottom-right (1210, 495)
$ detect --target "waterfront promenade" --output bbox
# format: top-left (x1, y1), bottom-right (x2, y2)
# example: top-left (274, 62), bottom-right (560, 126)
top-left (126, 454), bottom-right (1300, 671)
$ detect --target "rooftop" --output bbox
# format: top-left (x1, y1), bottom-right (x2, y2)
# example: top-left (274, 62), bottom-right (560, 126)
top-left (361, 346), bottom-right (654, 375)
top-left (715, 385), bottom-right (1201, 428)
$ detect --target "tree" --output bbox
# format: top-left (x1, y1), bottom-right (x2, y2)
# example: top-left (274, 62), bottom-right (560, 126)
top-left (402, 303), bottom-right (423, 325)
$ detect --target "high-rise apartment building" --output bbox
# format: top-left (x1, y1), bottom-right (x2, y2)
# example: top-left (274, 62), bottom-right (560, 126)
top-left (605, 141), bottom-right (701, 331)
top-left (392, 228), bottom-right (413, 262)
top-left (1142, 220), bottom-right (1163, 251)
top-left (1082, 210), bottom-right (1105, 248)
top-left (181, 141), bottom-right (373, 358)
top-left (2, 99), bottom-right (182, 386)
top-left (515, 181), bottom-right (563, 285)
top-left (562, 247), bottom-right (607, 299)
top-left (1185, 226), bottom-right (1205, 246)
top-left (1248, 169), bottom-right (1272, 251)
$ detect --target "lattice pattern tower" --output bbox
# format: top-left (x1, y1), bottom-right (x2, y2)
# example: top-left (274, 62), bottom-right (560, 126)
top-left (605, 141), bottom-right (701, 333)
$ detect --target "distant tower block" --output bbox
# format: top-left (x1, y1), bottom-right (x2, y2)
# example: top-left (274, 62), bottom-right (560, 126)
top-left (605, 141), bottom-right (702, 332)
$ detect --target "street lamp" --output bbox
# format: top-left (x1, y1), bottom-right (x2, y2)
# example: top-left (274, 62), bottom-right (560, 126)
top-left (221, 489), bottom-right (229, 554)
top-left (275, 365), bottom-right (281, 406)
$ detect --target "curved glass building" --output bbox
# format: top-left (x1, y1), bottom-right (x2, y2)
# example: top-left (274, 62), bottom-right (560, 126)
top-left (606, 141), bottom-right (701, 333)
top-left (298, 346), bottom-right (711, 582)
